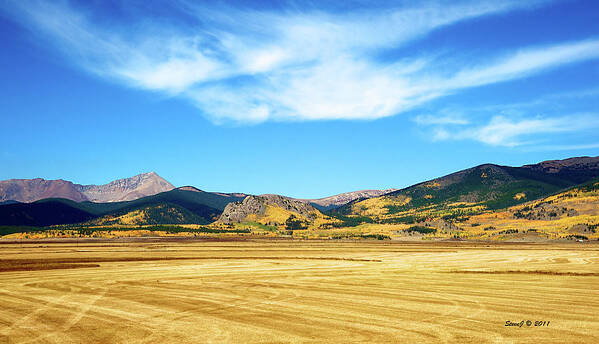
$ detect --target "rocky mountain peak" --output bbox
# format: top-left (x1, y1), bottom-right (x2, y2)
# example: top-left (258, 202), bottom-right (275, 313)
top-left (77, 172), bottom-right (175, 202)
top-left (0, 172), bottom-right (175, 203)
top-left (0, 178), bottom-right (87, 203)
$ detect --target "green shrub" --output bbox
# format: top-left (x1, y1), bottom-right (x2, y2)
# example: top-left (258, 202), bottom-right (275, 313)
top-left (405, 226), bottom-right (436, 234)
top-left (285, 215), bottom-right (307, 230)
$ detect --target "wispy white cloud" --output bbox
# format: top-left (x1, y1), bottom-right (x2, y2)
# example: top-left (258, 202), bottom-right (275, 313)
top-left (413, 114), bottom-right (469, 125)
top-left (414, 84), bottom-right (599, 147)
top-left (441, 39), bottom-right (599, 90)
top-left (5, 0), bottom-right (599, 125)
top-left (427, 114), bottom-right (599, 147)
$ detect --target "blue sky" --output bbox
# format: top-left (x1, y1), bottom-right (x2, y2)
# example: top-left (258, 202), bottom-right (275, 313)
top-left (1, 0), bottom-right (598, 198)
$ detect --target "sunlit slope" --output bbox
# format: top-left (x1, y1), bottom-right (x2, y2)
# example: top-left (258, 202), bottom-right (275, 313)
top-left (319, 157), bottom-right (599, 240)
top-left (219, 195), bottom-right (339, 230)
top-left (329, 178), bottom-right (599, 241)
top-left (84, 203), bottom-right (211, 226)
top-left (338, 164), bottom-right (573, 216)
top-left (462, 178), bottom-right (599, 240)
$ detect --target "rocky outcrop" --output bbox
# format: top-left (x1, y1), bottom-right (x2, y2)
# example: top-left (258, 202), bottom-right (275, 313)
top-left (219, 196), bottom-right (266, 224)
top-left (219, 194), bottom-right (319, 224)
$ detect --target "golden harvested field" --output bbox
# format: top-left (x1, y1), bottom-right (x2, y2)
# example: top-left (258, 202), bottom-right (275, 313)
top-left (1, 239), bottom-right (598, 343)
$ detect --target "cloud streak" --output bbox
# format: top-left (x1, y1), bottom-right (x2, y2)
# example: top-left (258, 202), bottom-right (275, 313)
top-left (4, 0), bottom-right (599, 124)
top-left (424, 114), bottom-right (599, 147)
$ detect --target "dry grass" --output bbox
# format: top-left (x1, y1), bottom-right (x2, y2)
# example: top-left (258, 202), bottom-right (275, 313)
top-left (0, 240), bottom-right (598, 343)
top-left (351, 195), bottom-right (411, 216)
top-left (449, 270), bottom-right (599, 276)
top-left (0, 256), bottom-right (381, 271)
top-left (0, 262), bottom-right (100, 272)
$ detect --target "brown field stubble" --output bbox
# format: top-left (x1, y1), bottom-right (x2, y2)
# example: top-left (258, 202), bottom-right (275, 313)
top-left (0, 239), bottom-right (598, 343)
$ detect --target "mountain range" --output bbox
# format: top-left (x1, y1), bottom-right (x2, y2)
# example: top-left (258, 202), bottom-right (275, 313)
top-left (336, 158), bottom-right (594, 217)
top-left (0, 172), bottom-right (389, 209)
top-left (0, 187), bottom-right (245, 227)
top-left (1, 156), bottom-right (598, 241)
top-left (0, 172), bottom-right (175, 203)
